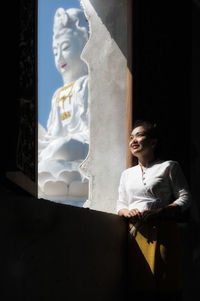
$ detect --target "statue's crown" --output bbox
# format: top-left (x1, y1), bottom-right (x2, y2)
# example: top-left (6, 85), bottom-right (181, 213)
top-left (53, 8), bottom-right (69, 34)
top-left (53, 7), bottom-right (89, 40)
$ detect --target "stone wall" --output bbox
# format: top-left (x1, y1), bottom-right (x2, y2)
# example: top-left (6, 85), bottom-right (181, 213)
top-left (80, 0), bottom-right (127, 214)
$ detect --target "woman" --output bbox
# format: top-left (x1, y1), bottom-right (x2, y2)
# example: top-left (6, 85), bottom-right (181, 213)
top-left (117, 120), bottom-right (191, 295)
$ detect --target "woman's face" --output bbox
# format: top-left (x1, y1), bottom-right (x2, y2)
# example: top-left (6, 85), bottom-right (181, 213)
top-left (53, 30), bottom-right (84, 75)
top-left (129, 126), bottom-right (156, 157)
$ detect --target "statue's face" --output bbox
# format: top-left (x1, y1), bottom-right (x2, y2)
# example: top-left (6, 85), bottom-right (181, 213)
top-left (53, 30), bottom-right (84, 75)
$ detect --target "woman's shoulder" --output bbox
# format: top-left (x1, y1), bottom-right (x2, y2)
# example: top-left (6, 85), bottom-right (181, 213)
top-left (156, 159), bottom-right (179, 166)
top-left (156, 160), bottom-right (181, 172)
top-left (121, 165), bottom-right (140, 176)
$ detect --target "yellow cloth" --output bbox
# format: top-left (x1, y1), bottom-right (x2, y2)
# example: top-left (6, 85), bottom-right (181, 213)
top-left (128, 221), bottom-right (182, 292)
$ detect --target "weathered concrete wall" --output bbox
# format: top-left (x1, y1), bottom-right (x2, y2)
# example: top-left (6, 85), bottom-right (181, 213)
top-left (80, 0), bottom-right (127, 214)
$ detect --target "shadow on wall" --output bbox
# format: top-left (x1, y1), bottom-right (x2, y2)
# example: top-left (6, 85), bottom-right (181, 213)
top-left (1, 184), bottom-right (199, 301)
top-left (132, 1), bottom-right (191, 171)
top-left (88, 0), bottom-right (127, 59)
top-left (1, 192), bottom-right (128, 301)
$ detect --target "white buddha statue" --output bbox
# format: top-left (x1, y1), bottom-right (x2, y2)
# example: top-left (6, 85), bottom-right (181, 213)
top-left (38, 8), bottom-right (89, 207)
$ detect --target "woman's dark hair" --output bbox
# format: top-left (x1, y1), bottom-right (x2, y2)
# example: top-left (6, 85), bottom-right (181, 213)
top-left (132, 119), bottom-right (162, 157)
top-left (132, 120), bottom-right (158, 139)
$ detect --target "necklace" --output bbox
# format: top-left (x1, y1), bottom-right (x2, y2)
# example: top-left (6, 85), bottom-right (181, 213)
top-left (56, 81), bottom-right (76, 120)
top-left (56, 81), bottom-right (75, 108)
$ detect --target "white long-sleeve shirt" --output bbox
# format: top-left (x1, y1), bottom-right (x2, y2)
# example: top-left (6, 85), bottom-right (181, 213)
top-left (116, 160), bottom-right (192, 214)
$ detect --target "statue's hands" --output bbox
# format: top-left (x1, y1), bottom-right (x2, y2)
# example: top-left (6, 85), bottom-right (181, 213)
top-left (50, 105), bottom-right (65, 137)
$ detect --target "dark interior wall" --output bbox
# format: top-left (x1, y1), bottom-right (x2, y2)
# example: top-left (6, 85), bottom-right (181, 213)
top-left (1, 0), bottom-right (36, 183)
top-left (1, 1), bottom-right (18, 179)
top-left (191, 0), bottom-right (200, 218)
top-left (132, 0), bottom-right (190, 176)
top-left (1, 190), bottom-right (128, 301)
top-left (131, 3), bottom-right (200, 299)
top-left (1, 2), bottom-right (20, 176)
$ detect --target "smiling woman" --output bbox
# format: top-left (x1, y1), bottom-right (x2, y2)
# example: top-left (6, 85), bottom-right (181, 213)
top-left (117, 119), bottom-right (192, 292)
top-left (117, 120), bottom-right (191, 217)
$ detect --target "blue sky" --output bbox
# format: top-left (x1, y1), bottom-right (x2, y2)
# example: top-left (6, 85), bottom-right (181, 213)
top-left (38, 0), bottom-right (82, 129)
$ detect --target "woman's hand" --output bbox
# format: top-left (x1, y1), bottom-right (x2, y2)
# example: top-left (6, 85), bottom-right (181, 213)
top-left (118, 208), bottom-right (132, 218)
top-left (118, 203), bottom-right (181, 224)
top-left (118, 208), bottom-right (142, 222)
top-left (129, 208), bottom-right (143, 223)
top-left (141, 203), bottom-right (181, 222)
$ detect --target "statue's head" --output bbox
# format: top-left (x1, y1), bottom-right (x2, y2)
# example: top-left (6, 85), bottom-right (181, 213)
top-left (53, 8), bottom-right (89, 76)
